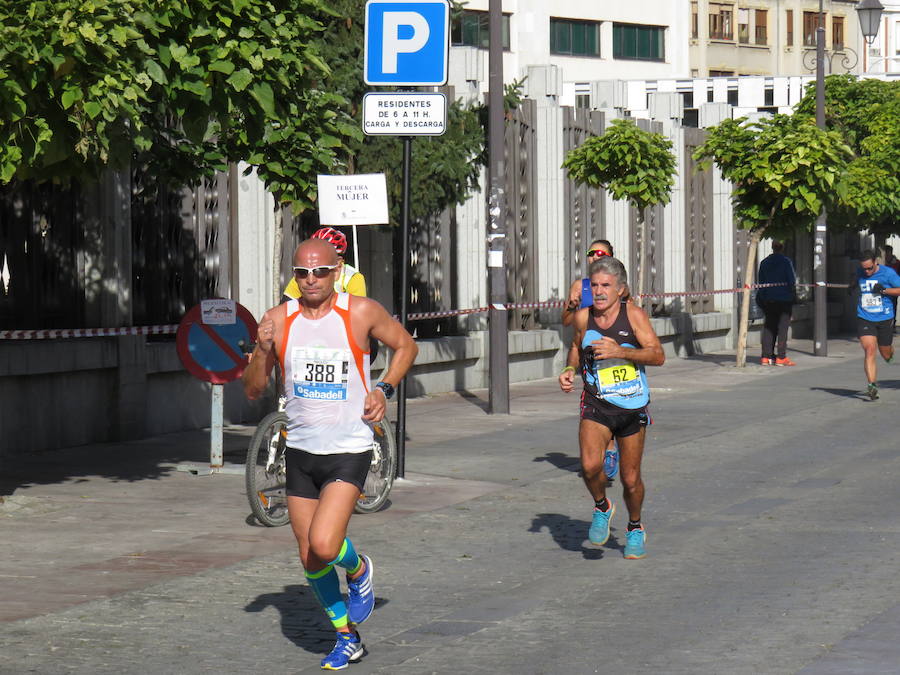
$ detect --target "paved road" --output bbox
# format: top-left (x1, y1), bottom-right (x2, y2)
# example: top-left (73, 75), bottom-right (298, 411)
top-left (2, 338), bottom-right (899, 674)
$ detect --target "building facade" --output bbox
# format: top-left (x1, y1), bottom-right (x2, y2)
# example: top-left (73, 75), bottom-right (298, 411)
top-left (690, 0), bottom-right (865, 77)
top-left (446, 0), bottom-right (691, 105)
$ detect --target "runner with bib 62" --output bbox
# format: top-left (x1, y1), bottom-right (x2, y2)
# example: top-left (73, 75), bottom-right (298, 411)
top-left (559, 256), bottom-right (665, 559)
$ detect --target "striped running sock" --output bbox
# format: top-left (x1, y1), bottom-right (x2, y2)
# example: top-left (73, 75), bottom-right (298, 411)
top-left (305, 565), bottom-right (349, 630)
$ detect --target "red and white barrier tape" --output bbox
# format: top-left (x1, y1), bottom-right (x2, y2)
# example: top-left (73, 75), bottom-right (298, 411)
top-left (0, 281), bottom-right (855, 339)
top-left (0, 325), bottom-right (178, 340)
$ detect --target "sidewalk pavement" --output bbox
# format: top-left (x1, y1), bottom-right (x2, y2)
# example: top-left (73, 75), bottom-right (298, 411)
top-left (3, 336), bottom-right (900, 673)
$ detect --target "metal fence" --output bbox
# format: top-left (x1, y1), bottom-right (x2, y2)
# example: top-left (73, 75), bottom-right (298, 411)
top-left (504, 98), bottom-right (538, 330)
top-left (683, 127), bottom-right (715, 314)
top-left (0, 181), bottom-right (84, 329)
top-left (132, 170), bottom-right (233, 327)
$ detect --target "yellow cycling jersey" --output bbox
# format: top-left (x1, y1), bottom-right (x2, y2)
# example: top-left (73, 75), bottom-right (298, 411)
top-left (282, 262), bottom-right (367, 300)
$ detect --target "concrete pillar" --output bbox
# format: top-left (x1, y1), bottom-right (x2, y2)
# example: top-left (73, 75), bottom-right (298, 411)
top-left (456, 171), bottom-right (488, 331)
top-left (232, 162), bottom-right (276, 321)
top-left (526, 65), bottom-right (567, 303)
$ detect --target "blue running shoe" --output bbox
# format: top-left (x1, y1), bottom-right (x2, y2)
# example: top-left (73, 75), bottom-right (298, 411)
top-left (588, 500), bottom-right (615, 546)
top-left (624, 525), bottom-right (647, 559)
top-left (346, 554), bottom-right (375, 625)
top-left (321, 631), bottom-right (364, 670)
top-left (603, 444), bottom-right (619, 480)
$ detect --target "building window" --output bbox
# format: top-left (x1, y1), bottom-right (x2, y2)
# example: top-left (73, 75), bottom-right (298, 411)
top-left (691, 2), bottom-right (699, 39)
top-left (451, 10), bottom-right (511, 50)
top-left (575, 94), bottom-right (591, 109)
top-left (709, 3), bottom-right (734, 41)
top-left (550, 18), bottom-right (601, 57)
top-left (833, 16), bottom-right (845, 51)
top-left (803, 11), bottom-right (821, 48)
top-left (709, 69), bottom-right (735, 77)
top-left (786, 9), bottom-right (794, 46)
top-left (738, 8), bottom-right (750, 44)
top-left (755, 9), bottom-right (768, 45)
top-left (613, 23), bottom-right (665, 61)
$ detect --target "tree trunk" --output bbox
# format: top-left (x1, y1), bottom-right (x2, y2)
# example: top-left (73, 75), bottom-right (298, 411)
top-left (735, 229), bottom-right (762, 368)
top-left (272, 204), bottom-right (283, 307)
top-left (636, 208), bottom-right (647, 308)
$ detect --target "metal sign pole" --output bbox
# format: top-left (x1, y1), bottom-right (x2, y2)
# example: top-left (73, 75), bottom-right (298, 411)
top-left (487, 0), bottom-right (510, 414)
top-left (210, 383), bottom-right (224, 467)
top-left (813, 1), bottom-right (828, 357)
top-left (396, 135), bottom-right (412, 479)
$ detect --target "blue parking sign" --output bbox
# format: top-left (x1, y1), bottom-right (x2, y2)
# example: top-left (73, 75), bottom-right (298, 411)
top-left (365, 0), bottom-right (450, 86)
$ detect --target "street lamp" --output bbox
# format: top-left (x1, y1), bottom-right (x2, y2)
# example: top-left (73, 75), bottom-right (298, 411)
top-left (813, 0), bottom-right (885, 358)
top-left (856, 0), bottom-right (885, 45)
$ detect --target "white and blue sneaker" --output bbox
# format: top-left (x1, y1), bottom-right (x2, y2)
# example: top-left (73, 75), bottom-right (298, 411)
top-left (321, 631), bottom-right (364, 670)
top-left (588, 500), bottom-right (615, 546)
top-left (624, 525), bottom-right (647, 559)
top-left (603, 444), bottom-right (619, 480)
top-left (347, 554), bottom-right (375, 625)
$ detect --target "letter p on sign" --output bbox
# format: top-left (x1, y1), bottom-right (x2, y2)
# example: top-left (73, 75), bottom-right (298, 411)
top-left (365, 0), bottom-right (449, 86)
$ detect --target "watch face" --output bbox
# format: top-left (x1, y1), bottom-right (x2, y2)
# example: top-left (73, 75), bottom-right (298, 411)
top-left (377, 382), bottom-right (394, 399)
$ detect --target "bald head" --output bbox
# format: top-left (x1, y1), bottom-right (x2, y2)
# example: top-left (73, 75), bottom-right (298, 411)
top-left (294, 238), bottom-right (339, 267)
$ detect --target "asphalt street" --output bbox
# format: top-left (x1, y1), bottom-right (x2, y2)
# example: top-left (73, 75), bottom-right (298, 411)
top-left (2, 337), bottom-right (899, 674)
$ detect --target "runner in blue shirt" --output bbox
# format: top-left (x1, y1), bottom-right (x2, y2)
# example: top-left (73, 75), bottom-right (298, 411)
top-left (854, 249), bottom-right (900, 400)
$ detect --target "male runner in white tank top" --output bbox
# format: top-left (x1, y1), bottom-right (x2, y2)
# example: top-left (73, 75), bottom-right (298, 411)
top-left (243, 238), bottom-right (417, 670)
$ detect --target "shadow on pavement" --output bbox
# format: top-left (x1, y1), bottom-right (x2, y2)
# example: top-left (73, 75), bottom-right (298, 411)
top-left (810, 387), bottom-right (868, 399)
top-left (0, 429), bottom-right (250, 497)
top-left (244, 585), bottom-right (391, 655)
top-left (532, 452), bottom-right (580, 473)
top-left (529, 513), bottom-right (610, 560)
top-left (811, 379), bottom-right (900, 400)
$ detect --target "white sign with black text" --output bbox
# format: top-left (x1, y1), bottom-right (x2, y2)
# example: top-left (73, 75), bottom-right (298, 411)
top-left (362, 92), bottom-right (447, 136)
top-left (317, 174), bottom-right (389, 226)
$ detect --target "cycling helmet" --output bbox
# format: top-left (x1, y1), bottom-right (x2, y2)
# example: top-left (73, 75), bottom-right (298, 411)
top-left (311, 227), bottom-right (348, 255)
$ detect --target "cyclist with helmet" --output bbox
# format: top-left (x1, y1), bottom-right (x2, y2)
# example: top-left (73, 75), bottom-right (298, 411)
top-left (283, 227), bottom-right (367, 302)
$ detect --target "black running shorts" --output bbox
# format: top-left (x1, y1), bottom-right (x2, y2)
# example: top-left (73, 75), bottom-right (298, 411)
top-left (285, 447), bottom-right (372, 499)
top-left (580, 397), bottom-right (650, 438)
top-left (857, 317), bottom-right (895, 347)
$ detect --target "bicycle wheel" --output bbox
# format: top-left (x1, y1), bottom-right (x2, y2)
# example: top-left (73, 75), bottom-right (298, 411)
top-left (355, 417), bottom-right (396, 514)
top-left (246, 411), bottom-right (290, 527)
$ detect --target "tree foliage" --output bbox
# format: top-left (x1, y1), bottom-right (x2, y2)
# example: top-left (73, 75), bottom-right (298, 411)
top-left (692, 114), bottom-right (853, 238)
top-left (562, 118), bottom-right (677, 214)
top-left (0, 0), bottom-right (358, 209)
top-left (795, 75), bottom-right (900, 234)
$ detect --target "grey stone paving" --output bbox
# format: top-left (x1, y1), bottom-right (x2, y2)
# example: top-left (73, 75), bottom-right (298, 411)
top-left (3, 338), bottom-right (900, 674)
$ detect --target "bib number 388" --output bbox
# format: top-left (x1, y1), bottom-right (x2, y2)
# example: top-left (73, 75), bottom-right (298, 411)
top-left (292, 347), bottom-right (350, 400)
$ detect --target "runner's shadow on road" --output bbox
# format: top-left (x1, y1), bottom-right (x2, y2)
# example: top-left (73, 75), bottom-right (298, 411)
top-left (532, 452), bottom-right (581, 473)
top-left (810, 386), bottom-right (868, 399)
top-left (812, 379), bottom-right (900, 400)
top-left (244, 585), bottom-right (391, 654)
top-left (530, 513), bottom-right (621, 559)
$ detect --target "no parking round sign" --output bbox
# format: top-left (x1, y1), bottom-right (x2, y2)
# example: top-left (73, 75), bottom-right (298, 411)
top-left (176, 299), bottom-right (258, 384)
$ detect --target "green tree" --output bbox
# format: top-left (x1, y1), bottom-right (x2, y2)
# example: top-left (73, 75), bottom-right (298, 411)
top-left (693, 114), bottom-right (853, 366)
top-left (0, 0), bottom-right (362, 307)
top-left (795, 75), bottom-right (900, 237)
top-left (0, 0), bottom-right (357, 206)
top-left (563, 118), bottom-right (677, 305)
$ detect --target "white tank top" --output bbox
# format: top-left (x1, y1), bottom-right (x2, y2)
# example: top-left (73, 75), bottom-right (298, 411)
top-left (278, 294), bottom-right (373, 454)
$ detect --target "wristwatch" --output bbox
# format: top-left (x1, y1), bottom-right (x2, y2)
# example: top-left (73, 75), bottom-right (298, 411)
top-left (375, 381), bottom-right (395, 400)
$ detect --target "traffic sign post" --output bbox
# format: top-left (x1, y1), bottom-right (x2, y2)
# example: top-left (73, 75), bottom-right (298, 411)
top-left (175, 299), bottom-right (258, 475)
top-left (363, 0), bottom-right (450, 478)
